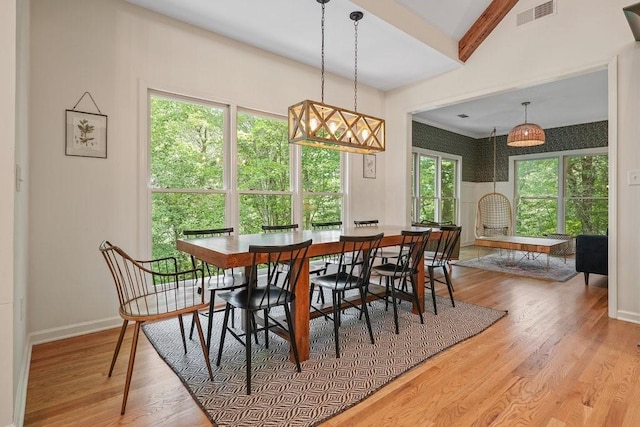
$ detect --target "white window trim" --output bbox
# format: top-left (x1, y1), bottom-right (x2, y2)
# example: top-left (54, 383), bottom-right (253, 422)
top-left (510, 146), bottom-right (608, 234)
top-left (411, 147), bottom-right (462, 224)
top-left (141, 87), bottom-right (347, 256)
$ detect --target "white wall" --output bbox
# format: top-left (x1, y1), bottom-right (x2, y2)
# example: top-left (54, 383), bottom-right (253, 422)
top-left (1, 0), bottom-right (16, 425)
top-left (384, 0), bottom-right (640, 321)
top-left (27, 0), bottom-right (386, 338)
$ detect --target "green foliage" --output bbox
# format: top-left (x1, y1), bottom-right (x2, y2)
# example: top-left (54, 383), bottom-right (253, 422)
top-left (150, 97), bottom-right (343, 262)
top-left (515, 155), bottom-right (608, 236)
top-left (76, 119), bottom-right (95, 146)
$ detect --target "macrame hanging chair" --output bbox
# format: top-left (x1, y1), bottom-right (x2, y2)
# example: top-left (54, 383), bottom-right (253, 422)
top-left (474, 128), bottom-right (514, 239)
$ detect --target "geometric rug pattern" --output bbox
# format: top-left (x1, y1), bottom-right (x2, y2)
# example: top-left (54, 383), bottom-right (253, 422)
top-left (455, 252), bottom-right (579, 282)
top-left (142, 297), bottom-right (506, 427)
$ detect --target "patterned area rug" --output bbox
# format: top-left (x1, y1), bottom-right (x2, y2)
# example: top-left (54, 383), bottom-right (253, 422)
top-left (455, 251), bottom-right (578, 282)
top-left (142, 297), bottom-right (506, 427)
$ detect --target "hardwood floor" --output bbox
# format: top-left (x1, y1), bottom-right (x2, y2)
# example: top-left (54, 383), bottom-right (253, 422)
top-left (24, 248), bottom-right (640, 426)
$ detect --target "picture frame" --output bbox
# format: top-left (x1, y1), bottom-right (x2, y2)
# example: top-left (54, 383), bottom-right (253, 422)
top-left (65, 109), bottom-right (108, 158)
top-left (363, 153), bottom-right (376, 179)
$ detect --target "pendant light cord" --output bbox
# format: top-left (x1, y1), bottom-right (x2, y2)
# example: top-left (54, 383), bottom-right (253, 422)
top-left (492, 127), bottom-right (497, 193)
top-left (320, 2), bottom-right (326, 103)
top-left (353, 18), bottom-right (359, 112)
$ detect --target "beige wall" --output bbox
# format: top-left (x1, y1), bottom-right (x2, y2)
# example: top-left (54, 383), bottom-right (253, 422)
top-left (27, 0), bottom-right (385, 339)
top-left (2, 0), bottom-right (16, 424)
top-left (384, 0), bottom-right (640, 321)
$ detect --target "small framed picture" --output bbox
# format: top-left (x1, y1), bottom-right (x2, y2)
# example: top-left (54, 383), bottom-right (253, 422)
top-left (65, 110), bottom-right (108, 158)
top-left (363, 154), bottom-right (376, 179)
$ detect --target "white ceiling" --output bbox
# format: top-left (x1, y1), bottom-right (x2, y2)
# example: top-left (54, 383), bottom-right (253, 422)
top-left (126, 0), bottom-right (608, 135)
top-left (397, 0), bottom-right (492, 40)
top-left (126, 0), bottom-right (464, 91)
top-left (413, 70), bottom-right (609, 138)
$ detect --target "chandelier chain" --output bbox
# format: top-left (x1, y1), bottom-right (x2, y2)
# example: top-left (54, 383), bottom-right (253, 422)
top-left (321, 2), bottom-right (325, 103)
top-left (353, 19), bottom-right (359, 112)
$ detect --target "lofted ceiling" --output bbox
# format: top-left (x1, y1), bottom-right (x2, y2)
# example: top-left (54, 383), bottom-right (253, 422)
top-left (125, 0), bottom-right (495, 91)
top-left (126, 0), bottom-right (608, 136)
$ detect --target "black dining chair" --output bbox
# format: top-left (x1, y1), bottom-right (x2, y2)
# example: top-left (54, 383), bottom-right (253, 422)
top-left (310, 233), bottom-right (383, 358)
top-left (216, 239), bottom-right (312, 394)
top-left (183, 227), bottom-right (248, 352)
top-left (261, 224), bottom-right (299, 233)
top-left (372, 230), bottom-right (431, 334)
top-left (309, 220), bottom-right (343, 304)
top-left (424, 226), bottom-right (461, 314)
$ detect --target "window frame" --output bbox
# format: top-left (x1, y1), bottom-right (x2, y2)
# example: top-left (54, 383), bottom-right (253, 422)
top-left (144, 89), bottom-right (346, 256)
top-left (411, 147), bottom-right (461, 224)
top-left (510, 147), bottom-right (608, 235)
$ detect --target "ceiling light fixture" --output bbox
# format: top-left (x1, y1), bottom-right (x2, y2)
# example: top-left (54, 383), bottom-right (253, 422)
top-left (624, 2), bottom-right (640, 41)
top-left (288, 0), bottom-right (385, 154)
top-left (507, 101), bottom-right (545, 147)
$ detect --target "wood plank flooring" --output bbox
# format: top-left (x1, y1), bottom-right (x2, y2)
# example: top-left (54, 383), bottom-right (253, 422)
top-left (24, 248), bottom-right (640, 426)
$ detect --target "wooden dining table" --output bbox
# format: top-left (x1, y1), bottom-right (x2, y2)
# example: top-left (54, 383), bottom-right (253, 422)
top-left (177, 225), bottom-right (438, 362)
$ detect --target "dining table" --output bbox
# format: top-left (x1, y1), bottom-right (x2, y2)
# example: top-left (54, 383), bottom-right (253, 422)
top-left (177, 224), bottom-right (439, 362)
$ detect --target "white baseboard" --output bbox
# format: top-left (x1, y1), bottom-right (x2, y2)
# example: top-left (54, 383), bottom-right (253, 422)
top-left (30, 316), bottom-right (122, 346)
top-left (616, 310), bottom-right (640, 324)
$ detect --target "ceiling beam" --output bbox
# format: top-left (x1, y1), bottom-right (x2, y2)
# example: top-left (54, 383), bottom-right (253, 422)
top-left (458, 0), bottom-right (519, 62)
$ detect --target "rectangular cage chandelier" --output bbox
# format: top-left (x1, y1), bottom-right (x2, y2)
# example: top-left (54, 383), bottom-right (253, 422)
top-left (288, 99), bottom-right (385, 153)
top-left (288, 0), bottom-right (385, 154)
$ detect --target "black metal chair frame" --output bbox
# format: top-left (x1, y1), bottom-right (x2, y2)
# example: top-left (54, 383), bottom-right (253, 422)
top-left (183, 227), bottom-right (248, 352)
top-left (261, 224), bottom-right (299, 233)
top-left (424, 226), bottom-right (461, 314)
top-left (309, 220), bottom-right (343, 304)
top-left (371, 230), bottom-right (431, 334)
top-left (310, 233), bottom-right (383, 358)
top-left (215, 239), bottom-right (312, 394)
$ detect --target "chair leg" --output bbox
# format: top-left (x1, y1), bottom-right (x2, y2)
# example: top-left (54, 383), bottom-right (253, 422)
top-left (409, 275), bottom-right (424, 324)
top-left (216, 303), bottom-right (232, 366)
top-left (252, 313), bottom-right (260, 345)
top-left (206, 290), bottom-right (216, 353)
top-left (584, 272), bottom-right (590, 286)
top-left (428, 266), bottom-right (438, 315)
top-left (442, 266), bottom-right (455, 307)
top-left (389, 278), bottom-right (400, 334)
top-left (245, 307), bottom-right (252, 395)
top-left (359, 286), bottom-right (376, 345)
top-left (263, 308), bottom-right (269, 349)
top-left (332, 290), bottom-right (341, 358)
top-left (317, 286), bottom-right (325, 304)
top-left (120, 321), bottom-right (141, 415)
top-left (283, 303), bottom-right (301, 373)
top-left (109, 319), bottom-right (128, 377)
top-left (178, 314), bottom-right (187, 354)
top-left (192, 312), bottom-right (214, 381)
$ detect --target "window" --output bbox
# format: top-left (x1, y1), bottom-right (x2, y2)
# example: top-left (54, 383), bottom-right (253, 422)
top-left (564, 154), bottom-right (608, 235)
top-left (301, 146), bottom-right (343, 229)
top-left (149, 91), bottom-right (345, 259)
top-left (513, 150), bottom-right (607, 236)
top-left (514, 158), bottom-right (559, 236)
top-left (237, 110), bottom-right (292, 234)
top-left (411, 149), bottom-right (460, 224)
top-left (149, 93), bottom-right (227, 262)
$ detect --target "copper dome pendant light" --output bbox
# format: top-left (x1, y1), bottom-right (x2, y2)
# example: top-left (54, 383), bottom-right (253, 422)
top-left (507, 101), bottom-right (545, 147)
top-left (287, 0), bottom-right (385, 154)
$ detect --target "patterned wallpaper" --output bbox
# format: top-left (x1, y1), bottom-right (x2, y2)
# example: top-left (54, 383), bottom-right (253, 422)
top-left (412, 122), bottom-right (479, 182)
top-left (412, 120), bottom-right (608, 182)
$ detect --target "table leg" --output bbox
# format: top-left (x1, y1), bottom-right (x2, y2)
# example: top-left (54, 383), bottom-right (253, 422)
top-left (291, 258), bottom-right (310, 362)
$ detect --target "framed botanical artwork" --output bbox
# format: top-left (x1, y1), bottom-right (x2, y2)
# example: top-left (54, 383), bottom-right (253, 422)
top-left (363, 153), bottom-right (376, 179)
top-left (65, 109), bottom-right (108, 158)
